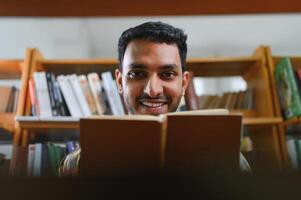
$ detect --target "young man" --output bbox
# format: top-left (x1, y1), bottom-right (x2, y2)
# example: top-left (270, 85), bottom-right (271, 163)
top-left (60, 21), bottom-right (250, 175)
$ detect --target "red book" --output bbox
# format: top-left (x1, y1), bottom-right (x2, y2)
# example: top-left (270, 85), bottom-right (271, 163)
top-left (28, 79), bottom-right (40, 116)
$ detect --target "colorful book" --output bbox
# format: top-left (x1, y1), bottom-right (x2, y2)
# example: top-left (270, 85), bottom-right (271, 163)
top-left (275, 57), bottom-right (301, 119)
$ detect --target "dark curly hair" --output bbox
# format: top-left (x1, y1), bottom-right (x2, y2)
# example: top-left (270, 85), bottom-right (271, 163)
top-left (118, 21), bottom-right (187, 72)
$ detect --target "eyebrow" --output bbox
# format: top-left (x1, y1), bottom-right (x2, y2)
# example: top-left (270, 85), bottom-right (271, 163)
top-left (128, 63), bottom-right (179, 70)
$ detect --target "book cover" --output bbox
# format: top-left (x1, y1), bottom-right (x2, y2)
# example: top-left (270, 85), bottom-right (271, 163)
top-left (275, 57), bottom-right (301, 119)
top-left (80, 109), bottom-right (240, 175)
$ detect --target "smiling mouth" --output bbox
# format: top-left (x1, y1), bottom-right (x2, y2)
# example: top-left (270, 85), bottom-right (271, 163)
top-left (140, 101), bottom-right (168, 108)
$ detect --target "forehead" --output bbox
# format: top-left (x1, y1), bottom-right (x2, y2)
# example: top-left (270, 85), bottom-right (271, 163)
top-left (122, 40), bottom-right (181, 71)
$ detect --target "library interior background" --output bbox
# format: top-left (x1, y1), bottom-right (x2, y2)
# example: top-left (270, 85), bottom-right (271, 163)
top-left (2, 2), bottom-right (301, 183)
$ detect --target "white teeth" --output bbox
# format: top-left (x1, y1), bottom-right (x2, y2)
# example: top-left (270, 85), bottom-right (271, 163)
top-left (141, 102), bottom-right (165, 108)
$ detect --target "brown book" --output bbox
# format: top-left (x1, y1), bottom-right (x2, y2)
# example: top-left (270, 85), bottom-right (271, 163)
top-left (0, 86), bottom-right (13, 112)
top-left (184, 71), bottom-right (199, 110)
top-left (165, 112), bottom-right (241, 174)
top-left (80, 115), bottom-right (165, 176)
top-left (80, 109), bottom-right (241, 176)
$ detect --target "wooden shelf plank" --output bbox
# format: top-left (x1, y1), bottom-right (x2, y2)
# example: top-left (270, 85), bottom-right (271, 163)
top-left (0, 60), bottom-right (22, 79)
top-left (37, 59), bottom-right (118, 75)
top-left (16, 116), bottom-right (79, 130)
top-left (16, 116), bottom-right (283, 130)
top-left (0, 113), bottom-right (15, 132)
top-left (243, 117), bottom-right (283, 126)
top-left (37, 56), bottom-right (260, 77)
top-left (187, 56), bottom-right (261, 77)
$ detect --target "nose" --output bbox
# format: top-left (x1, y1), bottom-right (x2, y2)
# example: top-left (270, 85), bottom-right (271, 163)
top-left (143, 74), bottom-right (163, 97)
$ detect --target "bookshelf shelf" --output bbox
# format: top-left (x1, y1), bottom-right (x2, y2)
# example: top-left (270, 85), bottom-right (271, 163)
top-left (187, 56), bottom-right (260, 77)
top-left (35, 59), bottom-right (118, 76)
top-left (0, 60), bottom-right (22, 79)
top-left (242, 117), bottom-right (283, 126)
top-left (230, 110), bottom-right (257, 118)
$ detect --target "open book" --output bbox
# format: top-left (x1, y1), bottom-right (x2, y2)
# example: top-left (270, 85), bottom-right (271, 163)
top-left (79, 109), bottom-right (242, 176)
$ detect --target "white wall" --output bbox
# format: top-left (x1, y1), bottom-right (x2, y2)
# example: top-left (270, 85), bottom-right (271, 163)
top-left (0, 14), bottom-right (301, 59)
top-left (0, 14), bottom-right (300, 94)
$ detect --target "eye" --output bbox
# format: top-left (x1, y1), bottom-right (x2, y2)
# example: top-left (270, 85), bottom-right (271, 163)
top-left (160, 71), bottom-right (176, 80)
top-left (127, 70), bottom-right (147, 79)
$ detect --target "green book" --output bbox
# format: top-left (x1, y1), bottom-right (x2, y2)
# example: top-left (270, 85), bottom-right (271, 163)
top-left (275, 57), bottom-right (301, 119)
top-left (46, 143), bottom-right (58, 176)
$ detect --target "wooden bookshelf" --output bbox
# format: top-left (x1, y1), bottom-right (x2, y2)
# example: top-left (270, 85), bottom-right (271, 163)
top-left (10, 46), bottom-right (287, 175)
top-left (0, 59), bottom-right (24, 133)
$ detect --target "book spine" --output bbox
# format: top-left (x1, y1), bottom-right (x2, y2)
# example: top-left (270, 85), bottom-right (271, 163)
top-left (46, 72), bottom-right (59, 116)
top-left (68, 74), bottom-right (92, 117)
top-left (27, 144), bottom-right (35, 176)
top-left (87, 73), bottom-right (106, 115)
top-left (12, 88), bottom-right (20, 113)
top-left (33, 72), bottom-right (52, 117)
top-left (57, 75), bottom-right (83, 117)
top-left (33, 143), bottom-right (42, 177)
top-left (53, 80), bottom-right (69, 116)
top-left (78, 74), bottom-right (98, 115)
top-left (28, 79), bottom-right (37, 115)
top-left (101, 72), bottom-right (125, 116)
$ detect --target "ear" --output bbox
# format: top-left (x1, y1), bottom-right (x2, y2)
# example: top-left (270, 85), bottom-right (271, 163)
top-left (115, 69), bottom-right (123, 94)
top-left (181, 71), bottom-right (190, 96)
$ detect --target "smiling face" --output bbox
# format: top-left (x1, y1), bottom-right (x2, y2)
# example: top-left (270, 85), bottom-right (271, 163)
top-left (115, 39), bottom-right (189, 115)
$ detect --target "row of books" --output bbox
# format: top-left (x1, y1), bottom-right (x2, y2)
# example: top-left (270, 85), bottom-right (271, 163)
top-left (196, 90), bottom-right (254, 110)
top-left (0, 86), bottom-right (19, 113)
top-left (26, 141), bottom-right (79, 177)
top-left (275, 57), bottom-right (301, 119)
top-left (184, 72), bottom-right (254, 111)
top-left (287, 138), bottom-right (301, 170)
top-left (29, 71), bottom-right (125, 118)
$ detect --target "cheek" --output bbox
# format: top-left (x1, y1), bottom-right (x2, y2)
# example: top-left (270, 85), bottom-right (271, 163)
top-left (164, 81), bottom-right (183, 99)
top-left (123, 80), bottom-right (144, 101)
